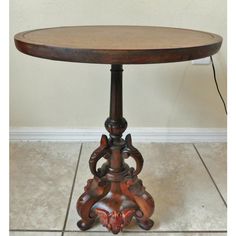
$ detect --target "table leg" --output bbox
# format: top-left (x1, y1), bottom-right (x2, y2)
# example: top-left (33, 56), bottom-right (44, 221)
top-left (76, 64), bottom-right (155, 234)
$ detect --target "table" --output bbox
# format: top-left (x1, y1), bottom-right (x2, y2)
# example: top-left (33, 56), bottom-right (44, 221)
top-left (14, 26), bottom-right (222, 234)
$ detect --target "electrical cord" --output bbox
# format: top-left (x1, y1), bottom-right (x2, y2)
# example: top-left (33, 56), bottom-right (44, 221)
top-left (210, 56), bottom-right (227, 115)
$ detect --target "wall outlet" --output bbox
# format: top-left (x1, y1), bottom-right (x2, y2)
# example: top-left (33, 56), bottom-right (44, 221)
top-left (192, 57), bottom-right (211, 65)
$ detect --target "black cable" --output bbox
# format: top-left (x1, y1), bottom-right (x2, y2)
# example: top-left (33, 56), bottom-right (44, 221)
top-left (210, 56), bottom-right (227, 115)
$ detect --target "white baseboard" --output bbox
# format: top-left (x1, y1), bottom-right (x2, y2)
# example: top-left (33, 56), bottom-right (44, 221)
top-left (9, 127), bottom-right (227, 143)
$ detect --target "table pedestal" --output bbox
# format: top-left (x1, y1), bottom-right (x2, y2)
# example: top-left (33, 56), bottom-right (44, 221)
top-left (76, 65), bottom-right (154, 234)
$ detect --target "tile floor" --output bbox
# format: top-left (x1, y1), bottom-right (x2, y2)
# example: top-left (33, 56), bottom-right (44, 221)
top-left (10, 142), bottom-right (227, 236)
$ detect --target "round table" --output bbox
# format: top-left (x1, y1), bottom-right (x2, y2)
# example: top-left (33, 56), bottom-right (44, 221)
top-left (14, 26), bottom-right (222, 234)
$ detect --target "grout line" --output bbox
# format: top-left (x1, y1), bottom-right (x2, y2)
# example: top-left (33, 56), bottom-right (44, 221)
top-left (123, 230), bottom-right (227, 233)
top-left (193, 144), bottom-right (227, 207)
top-left (61, 143), bottom-right (83, 236)
top-left (10, 229), bottom-right (62, 232)
top-left (62, 230), bottom-right (227, 233)
top-left (9, 229), bottom-right (227, 233)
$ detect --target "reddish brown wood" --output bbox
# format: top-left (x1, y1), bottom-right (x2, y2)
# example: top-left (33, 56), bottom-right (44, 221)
top-left (96, 208), bottom-right (135, 233)
top-left (14, 26), bottom-right (222, 64)
top-left (76, 65), bottom-right (154, 234)
top-left (14, 26), bottom-right (223, 234)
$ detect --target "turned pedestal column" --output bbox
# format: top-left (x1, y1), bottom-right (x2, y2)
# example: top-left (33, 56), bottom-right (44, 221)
top-left (76, 65), bottom-right (154, 234)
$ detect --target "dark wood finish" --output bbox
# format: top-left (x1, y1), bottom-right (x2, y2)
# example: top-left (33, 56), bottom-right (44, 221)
top-left (14, 26), bottom-right (222, 64)
top-left (76, 65), bottom-right (154, 234)
top-left (14, 25), bottom-right (223, 234)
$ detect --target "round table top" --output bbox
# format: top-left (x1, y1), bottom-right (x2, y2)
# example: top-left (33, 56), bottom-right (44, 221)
top-left (14, 25), bottom-right (222, 64)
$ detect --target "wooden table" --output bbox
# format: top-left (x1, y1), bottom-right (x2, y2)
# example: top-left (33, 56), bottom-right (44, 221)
top-left (14, 26), bottom-right (222, 234)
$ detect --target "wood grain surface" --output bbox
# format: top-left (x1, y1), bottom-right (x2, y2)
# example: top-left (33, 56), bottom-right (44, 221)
top-left (14, 25), bottom-right (222, 64)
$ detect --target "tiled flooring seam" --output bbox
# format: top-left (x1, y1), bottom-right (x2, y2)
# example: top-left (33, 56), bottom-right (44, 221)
top-left (10, 229), bottom-right (62, 232)
top-left (10, 142), bottom-right (227, 234)
top-left (121, 230), bottom-right (227, 233)
top-left (9, 229), bottom-right (227, 233)
top-left (61, 144), bottom-right (83, 236)
top-left (193, 144), bottom-right (227, 207)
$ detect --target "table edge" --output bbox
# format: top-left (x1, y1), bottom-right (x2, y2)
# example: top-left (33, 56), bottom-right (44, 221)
top-left (14, 38), bottom-right (222, 64)
top-left (14, 26), bottom-right (223, 64)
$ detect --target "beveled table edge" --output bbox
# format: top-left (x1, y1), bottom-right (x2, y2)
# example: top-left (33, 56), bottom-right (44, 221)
top-left (14, 25), bottom-right (223, 64)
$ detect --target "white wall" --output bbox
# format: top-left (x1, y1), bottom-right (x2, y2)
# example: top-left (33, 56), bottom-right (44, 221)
top-left (10, 0), bottom-right (227, 129)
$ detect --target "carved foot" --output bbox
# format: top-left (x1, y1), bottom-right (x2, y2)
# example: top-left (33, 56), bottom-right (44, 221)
top-left (122, 177), bottom-right (155, 231)
top-left (136, 217), bottom-right (154, 230)
top-left (136, 211), bottom-right (154, 230)
top-left (76, 177), bottom-right (110, 230)
top-left (77, 219), bottom-right (95, 231)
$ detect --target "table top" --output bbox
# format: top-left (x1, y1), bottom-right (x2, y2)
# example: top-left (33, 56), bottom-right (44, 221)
top-left (14, 25), bottom-right (222, 64)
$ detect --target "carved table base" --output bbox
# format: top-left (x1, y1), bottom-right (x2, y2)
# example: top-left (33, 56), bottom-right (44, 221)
top-left (76, 65), bottom-right (155, 234)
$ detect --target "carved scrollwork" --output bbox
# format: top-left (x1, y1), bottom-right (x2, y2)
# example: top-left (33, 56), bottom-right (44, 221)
top-left (89, 134), bottom-right (111, 178)
top-left (123, 177), bottom-right (155, 221)
top-left (122, 134), bottom-right (144, 176)
top-left (126, 178), bottom-right (146, 197)
top-left (96, 208), bottom-right (135, 234)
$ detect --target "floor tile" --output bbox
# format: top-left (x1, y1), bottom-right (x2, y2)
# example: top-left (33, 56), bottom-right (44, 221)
top-left (10, 141), bottom-right (81, 230)
top-left (64, 232), bottom-right (227, 236)
top-left (65, 142), bottom-right (102, 231)
top-left (10, 232), bottom-right (61, 236)
top-left (66, 142), bottom-right (227, 232)
top-left (194, 143), bottom-right (227, 202)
